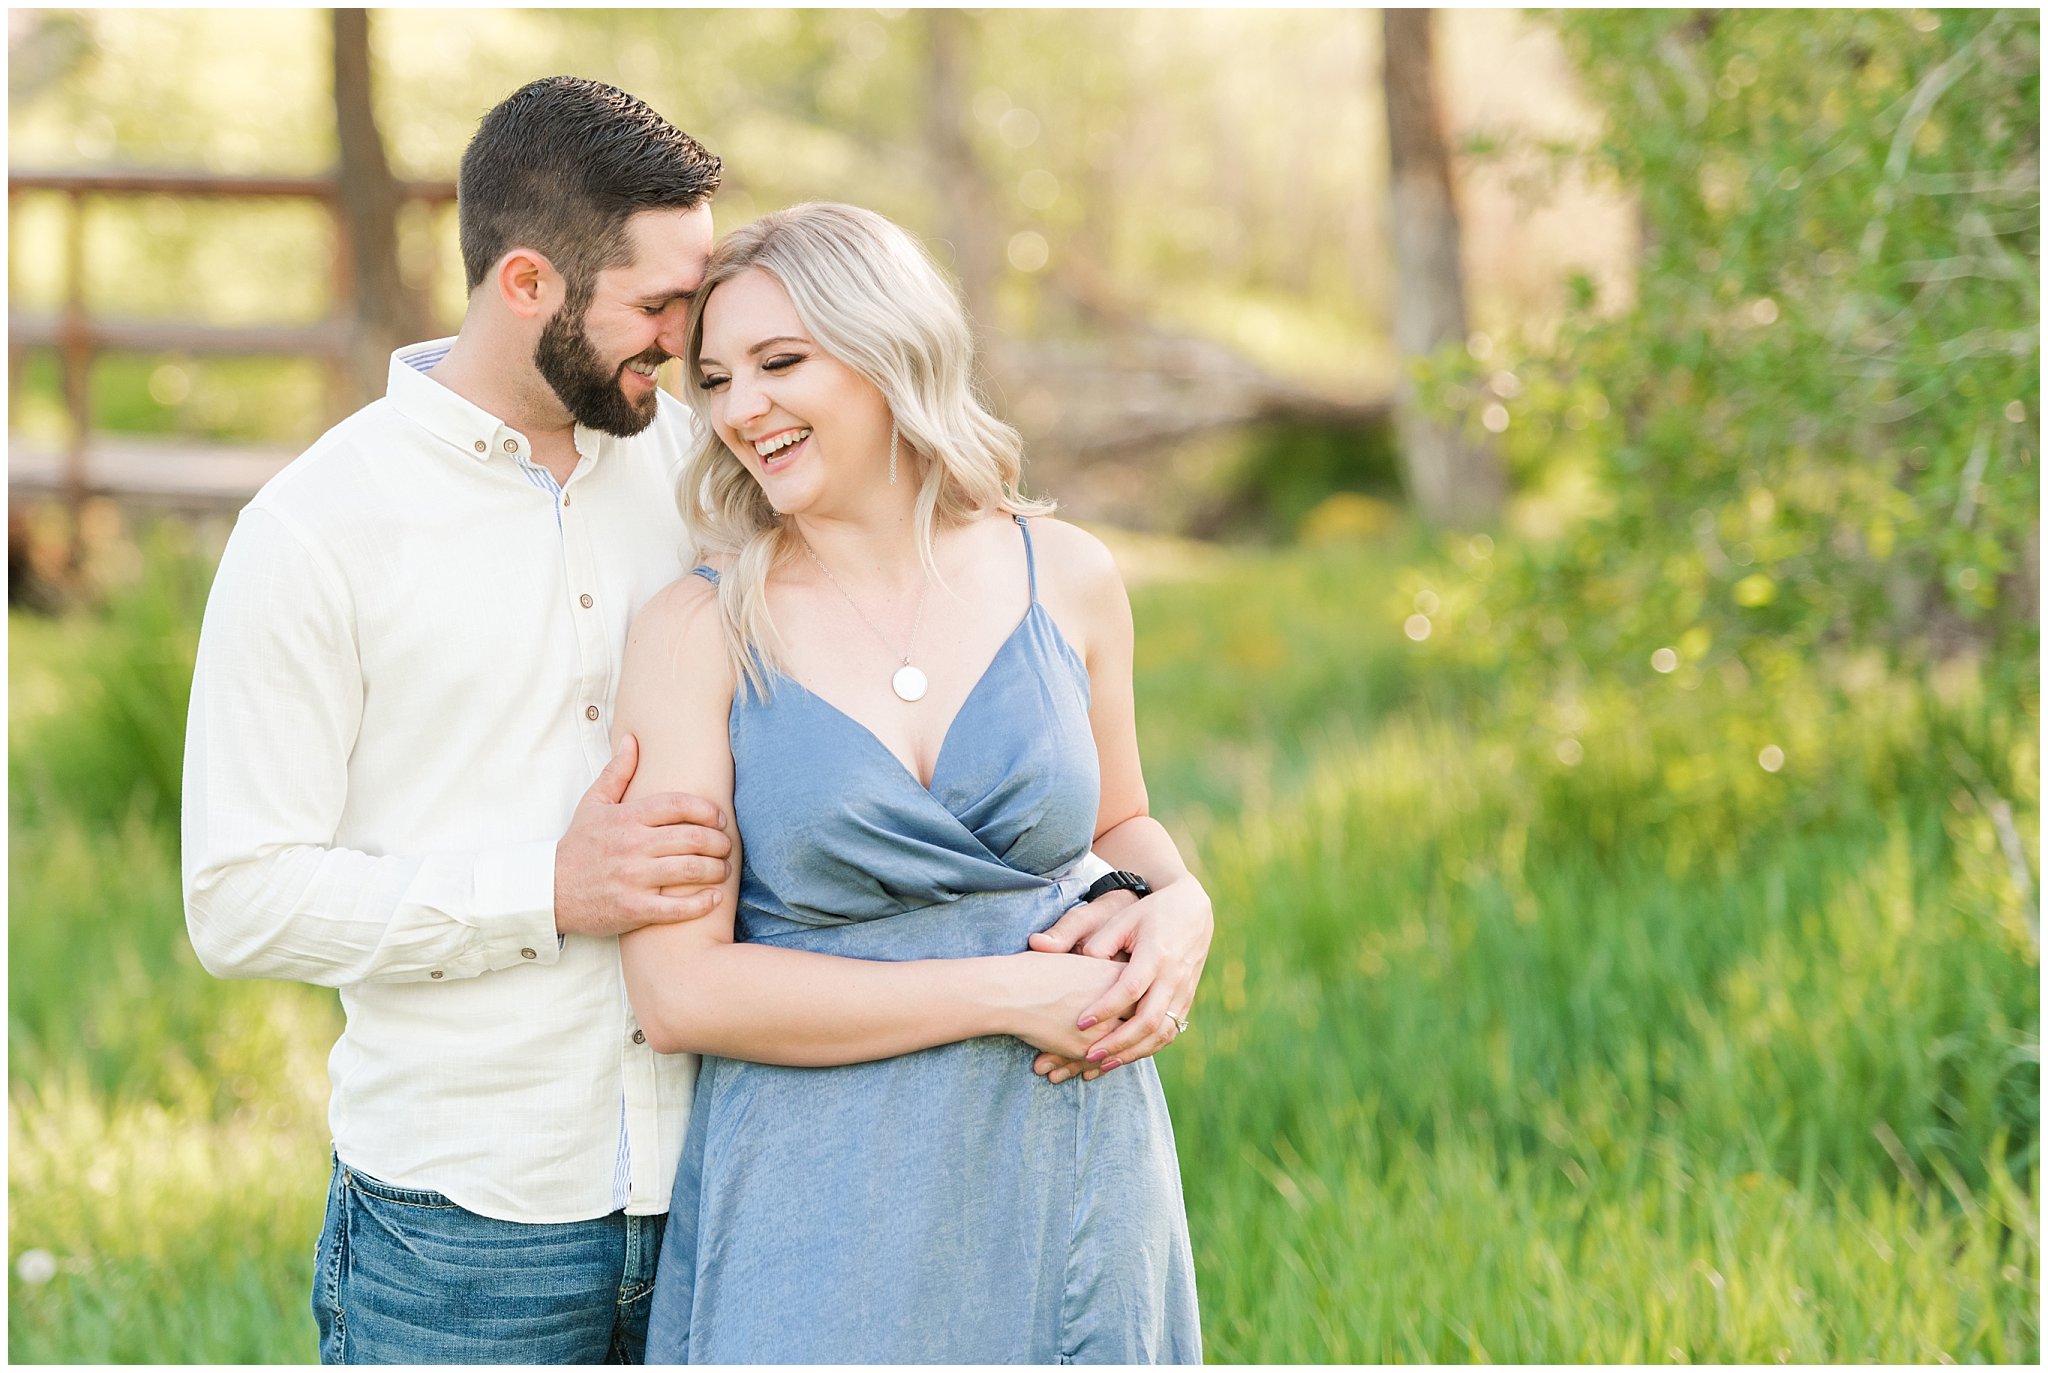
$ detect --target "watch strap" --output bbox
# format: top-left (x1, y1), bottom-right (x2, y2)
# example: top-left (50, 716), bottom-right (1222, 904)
top-left (1081, 869), bottom-right (1152, 903)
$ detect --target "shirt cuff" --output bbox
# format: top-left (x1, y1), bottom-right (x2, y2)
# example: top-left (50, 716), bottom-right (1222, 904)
top-left (1071, 850), bottom-right (1114, 887)
top-left (471, 839), bottom-right (562, 966)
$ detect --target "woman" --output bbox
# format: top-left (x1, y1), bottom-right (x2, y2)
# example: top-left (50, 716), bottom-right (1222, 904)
top-left (617, 202), bottom-right (1201, 1363)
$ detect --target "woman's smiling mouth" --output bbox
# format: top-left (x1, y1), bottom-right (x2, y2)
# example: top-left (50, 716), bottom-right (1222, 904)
top-left (750, 427), bottom-right (812, 469)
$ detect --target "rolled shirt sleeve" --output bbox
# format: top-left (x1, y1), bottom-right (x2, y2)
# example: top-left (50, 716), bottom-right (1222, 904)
top-left (182, 507), bottom-right (561, 986)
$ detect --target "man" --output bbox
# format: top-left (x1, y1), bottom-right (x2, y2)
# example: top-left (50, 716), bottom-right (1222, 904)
top-left (183, 77), bottom-right (1209, 1364)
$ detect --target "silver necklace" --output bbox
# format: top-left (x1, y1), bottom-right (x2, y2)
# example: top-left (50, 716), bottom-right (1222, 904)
top-left (800, 535), bottom-right (932, 702)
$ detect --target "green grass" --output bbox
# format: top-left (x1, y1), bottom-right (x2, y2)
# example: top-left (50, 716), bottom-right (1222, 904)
top-left (8, 529), bottom-right (2039, 1362)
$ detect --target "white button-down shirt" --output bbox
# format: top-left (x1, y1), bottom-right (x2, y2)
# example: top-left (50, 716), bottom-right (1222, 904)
top-left (182, 339), bottom-right (699, 1223)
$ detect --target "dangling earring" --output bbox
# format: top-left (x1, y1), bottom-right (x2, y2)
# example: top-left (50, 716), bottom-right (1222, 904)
top-left (888, 421), bottom-right (899, 486)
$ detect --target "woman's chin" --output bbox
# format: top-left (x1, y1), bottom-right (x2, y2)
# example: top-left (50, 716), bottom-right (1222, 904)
top-left (762, 484), bottom-right (814, 517)
top-left (758, 471), bottom-right (839, 518)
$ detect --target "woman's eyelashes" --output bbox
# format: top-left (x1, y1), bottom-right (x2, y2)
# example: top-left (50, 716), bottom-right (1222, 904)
top-left (696, 354), bottom-right (803, 391)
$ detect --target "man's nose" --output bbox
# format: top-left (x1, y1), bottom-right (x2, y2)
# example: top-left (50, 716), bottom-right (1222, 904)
top-left (655, 311), bottom-right (691, 361)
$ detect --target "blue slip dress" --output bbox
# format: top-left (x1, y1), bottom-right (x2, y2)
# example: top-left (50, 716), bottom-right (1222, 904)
top-left (643, 517), bottom-right (1200, 1364)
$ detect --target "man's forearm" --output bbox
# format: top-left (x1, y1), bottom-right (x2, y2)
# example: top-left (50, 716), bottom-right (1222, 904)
top-left (185, 840), bottom-right (559, 987)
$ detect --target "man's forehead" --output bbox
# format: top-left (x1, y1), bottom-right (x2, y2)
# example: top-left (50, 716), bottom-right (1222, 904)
top-left (605, 205), bottom-right (714, 297)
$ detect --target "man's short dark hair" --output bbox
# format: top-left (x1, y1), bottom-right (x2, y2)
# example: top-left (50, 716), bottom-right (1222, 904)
top-left (458, 76), bottom-right (722, 307)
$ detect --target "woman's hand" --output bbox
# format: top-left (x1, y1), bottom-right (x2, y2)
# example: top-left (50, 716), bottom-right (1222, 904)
top-left (1027, 875), bottom-right (1212, 1077)
top-left (995, 951), bottom-right (1128, 1065)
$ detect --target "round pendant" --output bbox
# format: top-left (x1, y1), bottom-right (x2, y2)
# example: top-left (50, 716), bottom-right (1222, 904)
top-left (892, 664), bottom-right (929, 702)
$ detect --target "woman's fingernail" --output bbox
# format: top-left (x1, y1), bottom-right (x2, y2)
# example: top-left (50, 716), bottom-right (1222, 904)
top-left (1086, 1048), bottom-right (1106, 1062)
top-left (1077, 1016), bottom-right (1098, 1030)
top-left (1102, 1059), bottom-right (1122, 1071)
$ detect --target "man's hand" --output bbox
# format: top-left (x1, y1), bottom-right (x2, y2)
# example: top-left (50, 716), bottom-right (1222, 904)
top-left (1027, 875), bottom-right (1213, 1081)
top-left (554, 735), bottom-right (733, 938)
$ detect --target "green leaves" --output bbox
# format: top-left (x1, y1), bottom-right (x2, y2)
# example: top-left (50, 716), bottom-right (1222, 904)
top-left (1434, 9), bottom-right (2039, 679)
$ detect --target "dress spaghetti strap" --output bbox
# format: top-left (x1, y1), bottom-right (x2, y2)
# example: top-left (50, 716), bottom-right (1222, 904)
top-left (1012, 516), bottom-right (1038, 604)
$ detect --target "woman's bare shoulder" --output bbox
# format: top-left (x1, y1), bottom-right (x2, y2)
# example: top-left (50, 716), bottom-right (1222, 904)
top-left (621, 567), bottom-right (733, 705)
top-left (636, 565), bottom-right (724, 635)
top-left (1019, 515), bottom-right (1123, 599)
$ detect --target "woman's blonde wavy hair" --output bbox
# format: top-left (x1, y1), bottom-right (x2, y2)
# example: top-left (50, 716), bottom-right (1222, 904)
top-left (677, 201), bottom-right (1053, 696)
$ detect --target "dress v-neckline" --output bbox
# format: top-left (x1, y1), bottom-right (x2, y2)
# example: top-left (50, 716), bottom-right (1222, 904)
top-left (767, 604), bottom-right (1043, 795)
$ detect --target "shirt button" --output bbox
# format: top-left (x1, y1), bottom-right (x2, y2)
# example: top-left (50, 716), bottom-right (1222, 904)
top-left (562, 494), bottom-right (572, 507)
top-left (585, 705), bottom-right (600, 721)
top-left (579, 594), bottom-right (594, 609)
top-left (520, 947), bottom-right (537, 960)
top-left (632, 1029), bottom-right (647, 1045)
top-left (429, 970), bottom-right (444, 979)
top-left (503, 439), bottom-right (518, 453)
top-left (472, 440), bottom-right (486, 453)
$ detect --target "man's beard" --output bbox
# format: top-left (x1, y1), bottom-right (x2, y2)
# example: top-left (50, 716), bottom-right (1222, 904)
top-left (533, 301), bottom-right (665, 438)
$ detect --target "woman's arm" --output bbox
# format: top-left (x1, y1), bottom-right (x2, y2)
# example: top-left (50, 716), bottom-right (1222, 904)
top-left (1026, 521), bottom-right (1214, 1074)
top-left (614, 573), bottom-right (1121, 1064)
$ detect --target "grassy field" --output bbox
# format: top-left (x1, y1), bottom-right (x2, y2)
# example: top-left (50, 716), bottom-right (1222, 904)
top-left (8, 527), bottom-right (2039, 1362)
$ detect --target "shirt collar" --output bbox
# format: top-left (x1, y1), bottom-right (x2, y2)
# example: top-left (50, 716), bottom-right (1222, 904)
top-left (385, 337), bottom-right (613, 471)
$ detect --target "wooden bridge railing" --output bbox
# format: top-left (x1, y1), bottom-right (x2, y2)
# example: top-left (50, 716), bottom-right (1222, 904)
top-left (7, 166), bottom-right (457, 516)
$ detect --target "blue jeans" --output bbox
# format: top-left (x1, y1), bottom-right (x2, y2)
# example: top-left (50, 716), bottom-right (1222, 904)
top-left (313, 1155), bottom-right (665, 1364)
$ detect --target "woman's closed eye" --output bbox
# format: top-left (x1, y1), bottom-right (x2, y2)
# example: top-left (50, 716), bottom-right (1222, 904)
top-left (697, 372), bottom-right (730, 391)
top-left (762, 353), bottom-right (805, 372)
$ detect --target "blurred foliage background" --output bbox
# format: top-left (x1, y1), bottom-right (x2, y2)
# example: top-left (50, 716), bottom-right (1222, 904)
top-left (8, 6), bottom-right (2039, 1363)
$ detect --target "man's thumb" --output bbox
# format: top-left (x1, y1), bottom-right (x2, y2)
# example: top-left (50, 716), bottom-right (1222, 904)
top-left (586, 735), bottom-right (639, 805)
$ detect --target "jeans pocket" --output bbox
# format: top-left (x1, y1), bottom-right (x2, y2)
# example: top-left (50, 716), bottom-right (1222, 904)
top-left (331, 1169), bottom-right (623, 1363)
top-left (341, 1166), bottom-right (460, 1210)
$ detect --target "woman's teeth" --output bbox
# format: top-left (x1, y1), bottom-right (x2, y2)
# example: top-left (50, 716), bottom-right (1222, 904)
top-left (754, 428), bottom-right (812, 457)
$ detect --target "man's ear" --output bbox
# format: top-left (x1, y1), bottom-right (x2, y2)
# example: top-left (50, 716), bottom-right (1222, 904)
top-left (494, 248), bottom-right (559, 320)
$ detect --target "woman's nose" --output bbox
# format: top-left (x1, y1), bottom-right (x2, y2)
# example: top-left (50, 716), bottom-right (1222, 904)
top-left (724, 373), bottom-right (770, 425)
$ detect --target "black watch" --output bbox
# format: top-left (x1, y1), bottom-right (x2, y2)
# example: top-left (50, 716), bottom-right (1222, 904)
top-left (1081, 870), bottom-right (1151, 903)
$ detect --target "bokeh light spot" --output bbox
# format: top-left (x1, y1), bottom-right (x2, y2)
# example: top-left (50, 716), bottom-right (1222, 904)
top-left (148, 364), bottom-right (192, 406)
top-left (1018, 168), bottom-right (1061, 211)
top-left (1006, 231), bottom-right (1049, 273)
top-left (997, 106), bottom-right (1041, 149)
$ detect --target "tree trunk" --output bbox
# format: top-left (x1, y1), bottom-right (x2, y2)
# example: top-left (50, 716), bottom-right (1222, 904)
top-left (332, 9), bottom-right (426, 407)
top-left (1381, 8), bottom-right (1504, 526)
top-left (922, 8), bottom-right (1000, 332)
